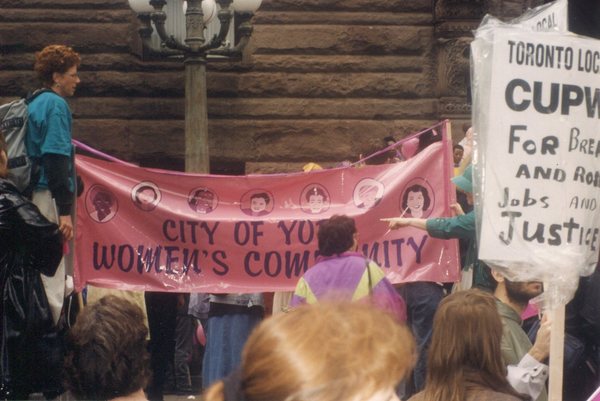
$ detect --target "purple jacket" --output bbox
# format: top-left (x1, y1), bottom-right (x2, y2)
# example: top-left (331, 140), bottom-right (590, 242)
top-left (290, 252), bottom-right (407, 322)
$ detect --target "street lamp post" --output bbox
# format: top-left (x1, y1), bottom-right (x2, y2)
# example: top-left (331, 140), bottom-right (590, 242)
top-left (128, 0), bottom-right (262, 173)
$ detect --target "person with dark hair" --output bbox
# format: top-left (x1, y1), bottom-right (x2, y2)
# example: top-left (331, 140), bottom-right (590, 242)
top-left (409, 289), bottom-right (530, 401)
top-left (383, 135), bottom-right (404, 162)
top-left (387, 165), bottom-right (492, 291)
top-left (290, 215), bottom-right (406, 322)
top-left (384, 135), bottom-right (397, 146)
top-left (64, 295), bottom-right (151, 400)
top-left (204, 302), bottom-right (416, 401)
top-left (415, 127), bottom-right (442, 154)
top-left (27, 44), bottom-right (81, 328)
top-left (401, 184), bottom-right (431, 218)
top-left (0, 130), bottom-right (64, 399)
top-left (453, 144), bottom-right (464, 168)
top-left (491, 271), bottom-right (550, 401)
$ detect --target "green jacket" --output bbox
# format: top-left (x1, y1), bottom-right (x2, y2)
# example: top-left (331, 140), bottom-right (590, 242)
top-left (426, 211), bottom-right (493, 290)
top-left (496, 299), bottom-right (548, 401)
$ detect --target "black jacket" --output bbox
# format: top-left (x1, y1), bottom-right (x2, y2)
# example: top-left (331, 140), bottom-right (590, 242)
top-left (0, 178), bottom-right (63, 396)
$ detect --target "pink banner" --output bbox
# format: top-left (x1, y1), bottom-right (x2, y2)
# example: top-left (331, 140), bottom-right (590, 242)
top-left (74, 124), bottom-right (460, 292)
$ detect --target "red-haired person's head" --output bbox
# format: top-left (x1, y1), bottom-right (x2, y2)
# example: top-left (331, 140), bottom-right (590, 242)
top-left (34, 45), bottom-right (81, 97)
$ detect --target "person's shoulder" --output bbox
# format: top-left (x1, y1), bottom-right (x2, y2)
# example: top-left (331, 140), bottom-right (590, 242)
top-left (303, 260), bottom-right (326, 278)
top-left (467, 388), bottom-right (523, 401)
top-left (341, 253), bottom-right (373, 268)
top-left (30, 91), bottom-right (68, 109)
top-left (44, 91), bottom-right (68, 107)
top-left (495, 299), bottom-right (520, 322)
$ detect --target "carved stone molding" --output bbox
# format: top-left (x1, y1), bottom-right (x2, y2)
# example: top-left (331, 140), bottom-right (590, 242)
top-left (435, 21), bottom-right (480, 38)
top-left (435, 0), bottom-right (486, 22)
top-left (433, 0), bottom-right (483, 117)
top-left (436, 36), bottom-right (472, 98)
top-left (439, 97), bottom-right (472, 118)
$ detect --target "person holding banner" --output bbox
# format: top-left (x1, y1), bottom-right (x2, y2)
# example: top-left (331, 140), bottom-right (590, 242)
top-left (289, 215), bottom-right (406, 322)
top-left (386, 164), bottom-right (493, 291)
top-left (203, 302), bottom-right (416, 401)
top-left (27, 44), bottom-right (80, 335)
top-left (409, 289), bottom-right (529, 401)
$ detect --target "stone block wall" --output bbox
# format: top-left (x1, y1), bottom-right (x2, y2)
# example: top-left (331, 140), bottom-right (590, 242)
top-left (0, 0), bottom-right (441, 173)
top-left (3, 0), bottom-right (573, 173)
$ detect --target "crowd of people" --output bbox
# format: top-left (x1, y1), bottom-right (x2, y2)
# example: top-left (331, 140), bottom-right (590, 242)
top-left (2, 43), bottom-right (600, 401)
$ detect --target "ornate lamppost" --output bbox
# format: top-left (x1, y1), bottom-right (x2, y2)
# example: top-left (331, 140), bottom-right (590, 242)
top-left (128, 0), bottom-right (262, 173)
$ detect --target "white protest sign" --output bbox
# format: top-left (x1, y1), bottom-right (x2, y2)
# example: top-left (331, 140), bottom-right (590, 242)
top-left (471, 28), bottom-right (600, 283)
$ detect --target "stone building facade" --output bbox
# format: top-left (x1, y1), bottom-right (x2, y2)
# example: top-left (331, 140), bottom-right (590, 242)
top-left (0, 0), bottom-right (595, 173)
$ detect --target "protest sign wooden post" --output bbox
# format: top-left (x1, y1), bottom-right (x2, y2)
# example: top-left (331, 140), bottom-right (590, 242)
top-left (548, 304), bottom-right (565, 401)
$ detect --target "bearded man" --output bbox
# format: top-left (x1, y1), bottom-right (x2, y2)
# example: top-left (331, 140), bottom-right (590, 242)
top-left (492, 270), bottom-right (551, 401)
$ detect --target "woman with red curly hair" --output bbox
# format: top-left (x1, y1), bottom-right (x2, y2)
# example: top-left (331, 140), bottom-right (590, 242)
top-left (26, 44), bottom-right (80, 330)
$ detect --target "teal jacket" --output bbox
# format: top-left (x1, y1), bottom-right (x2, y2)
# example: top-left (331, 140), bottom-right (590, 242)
top-left (426, 211), bottom-right (493, 291)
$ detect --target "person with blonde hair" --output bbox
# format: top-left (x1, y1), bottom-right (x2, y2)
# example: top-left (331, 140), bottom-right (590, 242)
top-left (409, 289), bottom-right (530, 401)
top-left (204, 302), bottom-right (416, 401)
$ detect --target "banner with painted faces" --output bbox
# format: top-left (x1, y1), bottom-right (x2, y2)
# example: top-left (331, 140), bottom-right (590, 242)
top-left (471, 25), bottom-right (600, 286)
top-left (74, 124), bottom-right (459, 292)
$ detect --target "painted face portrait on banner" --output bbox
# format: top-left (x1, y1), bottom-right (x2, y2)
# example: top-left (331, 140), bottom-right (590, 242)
top-left (188, 187), bottom-right (217, 214)
top-left (131, 181), bottom-right (161, 212)
top-left (86, 185), bottom-right (118, 223)
top-left (241, 190), bottom-right (274, 217)
top-left (401, 181), bottom-right (433, 218)
top-left (354, 178), bottom-right (384, 209)
top-left (301, 184), bottom-right (330, 214)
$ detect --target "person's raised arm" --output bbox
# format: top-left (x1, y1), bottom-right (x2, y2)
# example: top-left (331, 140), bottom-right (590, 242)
top-left (381, 217), bottom-right (427, 231)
